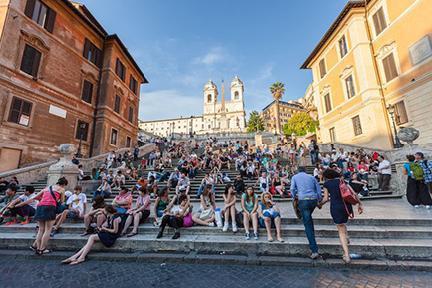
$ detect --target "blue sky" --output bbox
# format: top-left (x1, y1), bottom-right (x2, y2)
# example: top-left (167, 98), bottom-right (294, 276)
top-left (79, 0), bottom-right (348, 120)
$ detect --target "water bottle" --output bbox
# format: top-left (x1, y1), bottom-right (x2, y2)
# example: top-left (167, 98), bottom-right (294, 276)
top-left (349, 253), bottom-right (362, 259)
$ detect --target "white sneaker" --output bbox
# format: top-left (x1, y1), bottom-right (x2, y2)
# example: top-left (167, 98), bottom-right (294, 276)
top-left (222, 223), bottom-right (228, 231)
top-left (414, 205), bottom-right (420, 208)
top-left (426, 205), bottom-right (431, 209)
top-left (208, 222), bottom-right (215, 227)
top-left (232, 223), bottom-right (238, 233)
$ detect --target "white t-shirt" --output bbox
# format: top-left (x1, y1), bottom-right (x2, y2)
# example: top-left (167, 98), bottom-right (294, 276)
top-left (66, 193), bottom-right (87, 214)
top-left (19, 194), bottom-right (38, 209)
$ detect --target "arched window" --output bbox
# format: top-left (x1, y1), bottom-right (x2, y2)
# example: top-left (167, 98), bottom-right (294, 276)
top-left (207, 94), bottom-right (212, 103)
top-left (234, 91), bottom-right (239, 100)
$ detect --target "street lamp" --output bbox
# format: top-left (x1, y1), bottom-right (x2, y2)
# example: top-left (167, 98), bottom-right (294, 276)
top-left (386, 104), bottom-right (403, 148)
top-left (75, 123), bottom-right (86, 158)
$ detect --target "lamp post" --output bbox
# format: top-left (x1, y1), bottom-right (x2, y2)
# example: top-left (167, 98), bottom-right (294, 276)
top-left (386, 104), bottom-right (403, 148)
top-left (75, 123), bottom-right (86, 158)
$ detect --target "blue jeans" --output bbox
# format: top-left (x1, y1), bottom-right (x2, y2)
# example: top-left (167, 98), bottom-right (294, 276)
top-left (298, 199), bottom-right (318, 254)
top-left (93, 190), bottom-right (111, 199)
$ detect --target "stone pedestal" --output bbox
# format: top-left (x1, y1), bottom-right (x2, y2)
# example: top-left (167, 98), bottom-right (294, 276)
top-left (47, 144), bottom-right (79, 190)
top-left (255, 133), bottom-right (263, 147)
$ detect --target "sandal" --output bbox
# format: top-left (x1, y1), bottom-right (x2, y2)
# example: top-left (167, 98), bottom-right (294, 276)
top-left (61, 258), bottom-right (76, 264)
top-left (69, 258), bottom-right (85, 265)
top-left (39, 249), bottom-right (52, 255)
top-left (29, 245), bottom-right (37, 252)
top-left (127, 232), bottom-right (138, 238)
top-left (342, 255), bottom-right (351, 264)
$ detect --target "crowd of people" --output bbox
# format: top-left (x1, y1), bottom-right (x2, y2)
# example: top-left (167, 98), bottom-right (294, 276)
top-left (1, 138), bottom-right (431, 266)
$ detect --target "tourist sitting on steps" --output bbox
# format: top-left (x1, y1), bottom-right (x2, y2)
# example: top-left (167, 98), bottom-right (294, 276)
top-left (319, 169), bottom-right (363, 264)
top-left (94, 176), bottom-right (112, 199)
top-left (0, 185), bottom-right (20, 225)
top-left (3, 185), bottom-right (38, 225)
top-left (258, 192), bottom-right (283, 243)
top-left (241, 186), bottom-right (259, 240)
top-left (112, 187), bottom-right (133, 215)
top-left (349, 173), bottom-right (369, 198)
top-left (156, 194), bottom-right (191, 240)
top-left (153, 188), bottom-right (170, 226)
top-left (121, 186), bottom-right (151, 237)
top-left (81, 196), bottom-right (106, 236)
top-left (222, 184), bottom-right (237, 233)
top-left (192, 185), bottom-right (216, 227)
top-left (62, 205), bottom-right (123, 265)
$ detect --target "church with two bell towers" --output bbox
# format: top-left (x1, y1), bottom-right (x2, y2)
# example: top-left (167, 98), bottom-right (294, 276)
top-left (139, 76), bottom-right (247, 137)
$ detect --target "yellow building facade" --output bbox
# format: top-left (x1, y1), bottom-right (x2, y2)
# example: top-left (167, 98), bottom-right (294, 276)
top-left (302, 0), bottom-right (432, 149)
top-left (261, 100), bottom-right (305, 134)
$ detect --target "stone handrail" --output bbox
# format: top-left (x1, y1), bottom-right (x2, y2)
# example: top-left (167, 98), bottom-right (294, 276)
top-left (0, 143), bottom-right (157, 186)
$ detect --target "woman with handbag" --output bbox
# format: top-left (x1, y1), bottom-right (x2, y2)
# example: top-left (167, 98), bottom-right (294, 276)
top-left (31, 177), bottom-right (68, 255)
top-left (319, 169), bottom-right (363, 264)
top-left (156, 194), bottom-right (190, 239)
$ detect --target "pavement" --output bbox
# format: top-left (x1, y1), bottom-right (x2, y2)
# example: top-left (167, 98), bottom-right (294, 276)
top-left (1, 255), bottom-right (431, 288)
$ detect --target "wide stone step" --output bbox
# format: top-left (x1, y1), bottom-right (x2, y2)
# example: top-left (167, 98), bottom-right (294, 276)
top-left (2, 223), bottom-right (432, 239)
top-left (0, 232), bottom-right (431, 260)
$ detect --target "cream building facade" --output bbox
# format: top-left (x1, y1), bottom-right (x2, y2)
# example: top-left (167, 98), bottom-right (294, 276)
top-left (302, 0), bottom-right (432, 149)
top-left (140, 77), bottom-right (246, 137)
top-left (261, 100), bottom-right (305, 134)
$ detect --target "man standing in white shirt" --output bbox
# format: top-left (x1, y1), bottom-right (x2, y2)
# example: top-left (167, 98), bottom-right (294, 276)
top-left (377, 155), bottom-right (392, 191)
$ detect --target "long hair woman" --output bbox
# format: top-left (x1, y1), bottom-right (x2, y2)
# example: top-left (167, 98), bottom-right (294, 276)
top-left (31, 177), bottom-right (67, 255)
top-left (319, 169), bottom-right (363, 264)
top-left (62, 205), bottom-right (122, 265)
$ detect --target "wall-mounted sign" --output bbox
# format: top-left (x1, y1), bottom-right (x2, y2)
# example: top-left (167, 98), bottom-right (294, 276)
top-left (49, 105), bottom-right (67, 119)
top-left (409, 36), bottom-right (432, 66)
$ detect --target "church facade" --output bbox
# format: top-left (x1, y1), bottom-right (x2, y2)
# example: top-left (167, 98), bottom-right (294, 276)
top-left (139, 77), bottom-right (247, 137)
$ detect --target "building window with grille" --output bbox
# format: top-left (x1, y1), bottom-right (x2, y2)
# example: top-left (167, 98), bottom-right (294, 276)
top-left (329, 127), bottom-right (336, 143)
top-left (345, 75), bottom-right (356, 99)
top-left (126, 136), bottom-right (131, 148)
top-left (114, 95), bottom-right (121, 114)
top-left (81, 80), bottom-right (93, 104)
top-left (83, 39), bottom-right (102, 67)
top-left (339, 35), bottom-right (348, 58)
top-left (111, 128), bottom-right (118, 145)
top-left (20, 44), bottom-right (41, 78)
top-left (352, 116), bottom-right (363, 136)
top-left (8, 97), bottom-right (33, 127)
top-left (75, 120), bottom-right (89, 141)
top-left (324, 94), bottom-right (332, 113)
top-left (319, 59), bottom-right (327, 79)
top-left (115, 58), bottom-right (126, 81)
top-left (372, 7), bottom-right (388, 36)
top-left (394, 101), bottom-right (408, 125)
top-left (24, 0), bottom-right (56, 33)
top-left (382, 53), bottom-right (398, 83)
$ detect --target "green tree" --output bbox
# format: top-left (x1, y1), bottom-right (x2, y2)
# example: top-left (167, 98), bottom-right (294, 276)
top-left (282, 112), bottom-right (319, 137)
top-left (247, 111), bottom-right (265, 133)
top-left (269, 82), bottom-right (286, 134)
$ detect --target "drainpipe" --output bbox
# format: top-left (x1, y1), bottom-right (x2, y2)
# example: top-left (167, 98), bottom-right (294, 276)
top-left (89, 40), bottom-right (106, 157)
top-left (364, 0), bottom-right (395, 148)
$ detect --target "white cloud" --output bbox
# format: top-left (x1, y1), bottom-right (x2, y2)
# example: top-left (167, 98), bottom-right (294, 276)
top-left (193, 46), bottom-right (227, 66)
top-left (139, 90), bottom-right (203, 121)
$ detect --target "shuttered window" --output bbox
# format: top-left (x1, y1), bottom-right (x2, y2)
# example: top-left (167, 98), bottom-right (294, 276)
top-left (128, 106), bottom-right (134, 123)
top-left (24, 0), bottom-right (56, 33)
top-left (352, 116), bottom-right (363, 136)
top-left (20, 44), bottom-right (42, 78)
top-left (81, 80), bottom-right (93, 104)
top-left (8, 97), bottom-right (33, 127)
top-left (324, 94), bottom-right (332, 113)
top-left (75, 120), bottom-right (89, 141)
top-left (372, 7), bottom-right (387, 36)
top-left (115, 59), bottom-right (126, 81)
top-left (129, 76), bottom-right (138, 94)
top-left (126, 136), bottom-right (131, 148)
top-left (394, 101), bottom-right (408, 125)
top-left (345, 75), bottom-right (356, 99)
top-left (382, 53), bottom-right (398, 82)
top-left (339, 36), bottom-right (348, 58)
top-left (319, 59), bottom-right (327, 79)
top-left (329, 127), bottom-right (336, 143)
top-left (114, 95), bottom-right (121, 113)
top-left (83, 39), bottom-right (102, 67)
top-left (111, 129), bottom-right (118, 145)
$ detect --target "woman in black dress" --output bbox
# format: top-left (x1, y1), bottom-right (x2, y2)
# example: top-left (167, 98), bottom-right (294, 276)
top-left (319, 169), bottom-right (363, 264)
top-left (61, 205), bottom-right (123, 265)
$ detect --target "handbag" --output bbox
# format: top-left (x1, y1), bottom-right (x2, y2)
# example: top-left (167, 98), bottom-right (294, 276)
top-left (339, 178), bottom-right (359, 219)
top-left (49, 186), bottom-right (63, 214)
top-left (182, 212), bottom-right (193, 227)
top-left (199, 208), bottom-right (214, 221)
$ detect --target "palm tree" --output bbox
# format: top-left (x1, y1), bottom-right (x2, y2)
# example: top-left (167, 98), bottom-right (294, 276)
top-left (247, 111), bottom-right (265, 133)
top-left (270, 82), bottom-right (285, 134)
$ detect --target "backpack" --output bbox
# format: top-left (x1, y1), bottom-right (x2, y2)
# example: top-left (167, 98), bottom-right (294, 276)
top-left (409, 162), bottom-right (424, 181)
